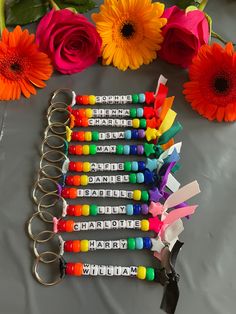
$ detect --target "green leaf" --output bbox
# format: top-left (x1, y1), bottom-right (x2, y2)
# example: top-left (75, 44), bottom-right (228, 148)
top-left (176, 0), bottom-right (200, 9)
top-left (185, 5), bottom-right (199, 13)
top-left (6, 0), bottom-right (49, 26)
top-left (56, 0), bottom-right (96, 12)
top-left (198, 0), bottom-right (208, 11)
top-left (205, 13), bottom-right (212, 39)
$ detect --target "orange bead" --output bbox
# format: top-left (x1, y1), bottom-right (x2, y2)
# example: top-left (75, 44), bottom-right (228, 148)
top-left (75, 162), bottom-right (83, 172)
top-left (73, 175), bottom-right (81, 186)
top-left (74, 263), bottom-right (83, 276)
top-left (81, 118), bottom-right (89, 127)
top-left (73, 240), bottom-right (81, 253)
top-left (78, 109), bottom-right (86, 117)
top-left (77, 132), bottom-right (85, 141)
top-left (69, 188), bottom-right (77, 199)
top-left (75, 145), bottom-right (83, 155)
top-left (74, 205), bottom-right (82, 216)
top-left (66, 220), bottom-right (74, 232)
top-left (82, 95), bottom-right (89, 105)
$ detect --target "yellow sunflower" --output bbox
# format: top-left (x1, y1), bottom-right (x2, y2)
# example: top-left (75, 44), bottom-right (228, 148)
top-left (92, 0), bottom-right (167, 71)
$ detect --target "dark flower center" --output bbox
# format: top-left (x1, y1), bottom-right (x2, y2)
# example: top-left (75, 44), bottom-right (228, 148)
top-left (121, 22), bottom-right (135, 39)
top-left (10, 63), bottom-right (21, 73)
top-left (213, 76), bottom-right (231, 94)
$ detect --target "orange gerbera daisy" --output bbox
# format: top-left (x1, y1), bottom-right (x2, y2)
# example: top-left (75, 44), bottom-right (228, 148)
top-left (0, 26), bottom-right (53, 100)
top-left (92, 0), bottom-right (166, 71)
top-left (183, 42), bottom-right (236, 122)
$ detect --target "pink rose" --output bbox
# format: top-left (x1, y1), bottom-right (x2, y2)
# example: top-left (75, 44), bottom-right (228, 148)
top-left (159, 6), bottom-right (209, 68)
top-left (36, 9), bottom-right (102, 74)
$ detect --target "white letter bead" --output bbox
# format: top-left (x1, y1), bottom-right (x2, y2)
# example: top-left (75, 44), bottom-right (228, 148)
top-left (88, 240), bottom-right (96, 250)
top-left (106, 266), bottom-right (114, 276)
top-left (97, 206), bottom-right (105, 214)
top-left (122, 267), bottom-right (131, 276)
top-left (96, 241), bottom-right (104, 249)
top-left (82, 264), bottom-right (90, 275)
top-left (112, 241), bottom-right (120, 249)
top-left (130, 266), bottom-right (138, 276)
top-left (98, 265), bottom-right (106, 275)
top-left (119, 239), bottom-right (127, 249)
top-left (103, 221), bottom-right (111, 229)
top-left (114, 266), bottom-right (122, 276)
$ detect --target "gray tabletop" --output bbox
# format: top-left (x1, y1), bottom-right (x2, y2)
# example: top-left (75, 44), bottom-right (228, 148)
top-left (0, 1), bottom-right (236, 313)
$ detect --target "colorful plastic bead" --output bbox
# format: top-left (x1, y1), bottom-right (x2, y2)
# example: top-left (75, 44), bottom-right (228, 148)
top-left (127, 238), bottom-right (136, 250)
top-left (64, 240), bottom-right (73, 252)
top-left (143, 237), bottom-right (152, 249)
top-left (74, 263), bottom-right (83, 276)
top-left (139, 93), bottom-right (145, 103)
top-left (141, 191), bottom-right (149, 202)
top-left (126, 204), bottom-right (134, 216)
top-left (137, 145), bottom-right (144, 155)
top-left (141, 204), bottom-right (149, 215)
top-left (135, 237), bottom-right (143, 250)
top-left (130, 108), bottom-right (137, 118)
top-left (130, 145), bottom-right (137, 155)
top-left (116, 145), bottom-right (124, 155)
top-left (146, 267), bottom-right (155, 281)
top-left (136, 173), bottom-right (144, 183)
top-left (124, 130), bottom-right (132, 140)
top-left (74, 205), bottom-right (82, 216)
top-left (90, 145), bottom-right (97, 155)
top-left (139, 119), bottom-right (146, 129)
top-left (82, 95), bottom-right (89, 105)
top-left (82, 204), bottom-right (90, 216)
top-left (84, 131), bottom-right (92, 141)
top-left (138, 161), bottom-right (145, 171)
top-left (66, 220), bottom-right (74, 232)
top-left (133, 190), bottom-right (141, 201)
top-left (80, 175), bottom-right (88, 186)
top-left (131, 130), bottom-right (139, 139)
top-left (136, 108), bottom-right (143, 118)
top-left (124, 161), bottom-right (132, 172)
top-left (132, 119), bottom-right (140, 129)
top-left (141, 219), bottom-right (149, 231)
top-left (137, 266), bottom-right (146, 280)
top-left (131, 161), bottom-right (138, 172)
top-left (132, 94), bottom-right (139, 103)
top-left (92, 131), bottom-right (99, 141)
top-left (66, 262), bottom-right (75, 275)
top-left (90, 204), bottom-right (98, 216)
top-left (80, 240), bottom-right (89, 252)
top-left (73, 240), bottom-right (81, 253)
top-left (138, 129), bottom-right (145, 139)
top-left (123, 145), bottom-right (130, 155)
top-left (89, 95), bottom-right (96, 105)
top-left (129, 173), bottom-right (137, 184)
top-left (83, 145), bottom-right (90, 155)
top-left (85, 108), bottom-right (93, 118)
top-left (133, 204), bottom-right (141, 215)
top-left (83, 162), bottom-right (91, 172)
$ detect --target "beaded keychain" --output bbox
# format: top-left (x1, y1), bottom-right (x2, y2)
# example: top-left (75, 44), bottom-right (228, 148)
top-left (28, 77), bottom-right (201, 314)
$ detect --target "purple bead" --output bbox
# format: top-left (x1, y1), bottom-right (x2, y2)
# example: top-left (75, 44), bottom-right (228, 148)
top-left (141, 204), bottom-right (149, 215)
top-left (138, 129), bottom-right (145, 139)
top-left (137, 145), bottom-right (144, 155)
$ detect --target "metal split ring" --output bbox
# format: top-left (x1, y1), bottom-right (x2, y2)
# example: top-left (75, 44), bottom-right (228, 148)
top-left (28, 211), bottom-right (55, 241)
top-left (51, 88), bottom-right (76, 107)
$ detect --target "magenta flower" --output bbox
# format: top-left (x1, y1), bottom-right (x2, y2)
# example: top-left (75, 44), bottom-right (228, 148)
top-left (36, 9), bottom-right (102, 74)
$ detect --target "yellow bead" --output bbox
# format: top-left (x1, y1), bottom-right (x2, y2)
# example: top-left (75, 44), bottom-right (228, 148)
top-left (137, 266), bottom-right (146, 280)
top-left (133, 190), bottom-right (141, 201)
top-left (132, 119), bottom-right (140, 129)
top-left (80, 240), bottom-right (89, 252)
top-left (83, 162), bottom-right (91, 172)
top-left (82, 204), bottom-right (90, 216)
top-left (80, 175), bottom-right (88, 186)
top-left (85, 131), bottom-right (92, 141)
top-left (141, 219), bottom-right (149, 231)
top-left (83, 145), bottom-right (90, 155)
top-left (89, 95), bottom-right (96, 105)
top-left (85, 108), bottom-right (93, 118)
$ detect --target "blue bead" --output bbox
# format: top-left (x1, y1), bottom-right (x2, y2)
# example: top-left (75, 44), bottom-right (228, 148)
top-left (135, 237), bottom-right (144, 250)
top-left (144, 169), bottom-right (155, 184)
top-left (126, 204), bottom-right (134, 215)
top-left (130, 145), bottom-right (137, 155)
top-left (138, 161), bottom-right (146, 171)
top-left (136, 108), bottom-right (144, 118)
top-left (131, 130), bottom-right (139, 139)
top-left (123, 145), bottom-right (130, 155)
top-left (139, 93), bottom-right (145, 103)
top-left (131, 161), bottom-right (138, 172)
top-left (133, 204), bottom-right (141, 215)
top-left (124, 130), bottom-right (132, 140)
top-left (143, 237), bottom-right (152, 249)
top-left (136, 172), bottom-right (144, 183)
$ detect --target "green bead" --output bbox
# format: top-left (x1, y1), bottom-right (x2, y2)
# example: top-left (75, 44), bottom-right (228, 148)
top-left (144, 143), bottom-right (155, 157)
top-left (116, 145), bottom-right (124, 155)
top-left (130, 108), bottom-right (137, 118)
top-left (127, 238), bottom-right (136, 250)
top-left (146, 268), bottom-right (155, 281)
top-left (129, 173), bottom-right (137, 184)
top-left (139, 119), bottom-right (147, 128)
top-left (64, 141), bottom-right (69, 155)
top-left (90, 145), bottom-right (97, 155)
top-left (124, 161), bottom-right (132, 172)
top-left (132, 94), bottom-right (139, 103)
top-left (92, 131), bottom-right (99, 141)
top-left (90, 204), bottom-right (98, 216)
top-left (141, 190), bottom-right (149, 202)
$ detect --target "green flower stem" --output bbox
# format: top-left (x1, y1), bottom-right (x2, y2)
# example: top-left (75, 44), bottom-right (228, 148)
top-left (49, 0), bottom-right (60, 10)
top-left (211, 31), bottom-right (235, 46)
top-left (198, 0), bottom-right (208, 11)
top-left (0, 0), bottom-right (6, 35)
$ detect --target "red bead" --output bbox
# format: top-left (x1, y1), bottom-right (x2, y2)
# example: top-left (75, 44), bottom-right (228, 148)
top-left (74, 118), bottom-right (82, 126)
top-left (69, 162), bottom-right (76, 171)
top-left (65, 176), bottom-right (74, 186)
top-left (145, 92), bottom-right (155, 104)
top-left (61, 188), bottom-right (70, 198)
top-left (81, 118), bottom-right (89, 127)
top-left (69, 145), bottom-right (76, 155)
top-left (143, 107), bottom-right (155, 119)
top-left (76, 95), bottom-right (83, 104)
top-left (71, 109), bottom-right (80, 117)
top-left (57, 220), bottom-right (66, 232)
top-left (82, 95), bottom-right (89, 105)
top-left (69, 188), bottom-right (77, 199)
top-left (66, 262), bottom-right (75, 275)
top-left (64, 240), bottom-right (73, 252)
top-left (67, 205), bottom-right (75, 216)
